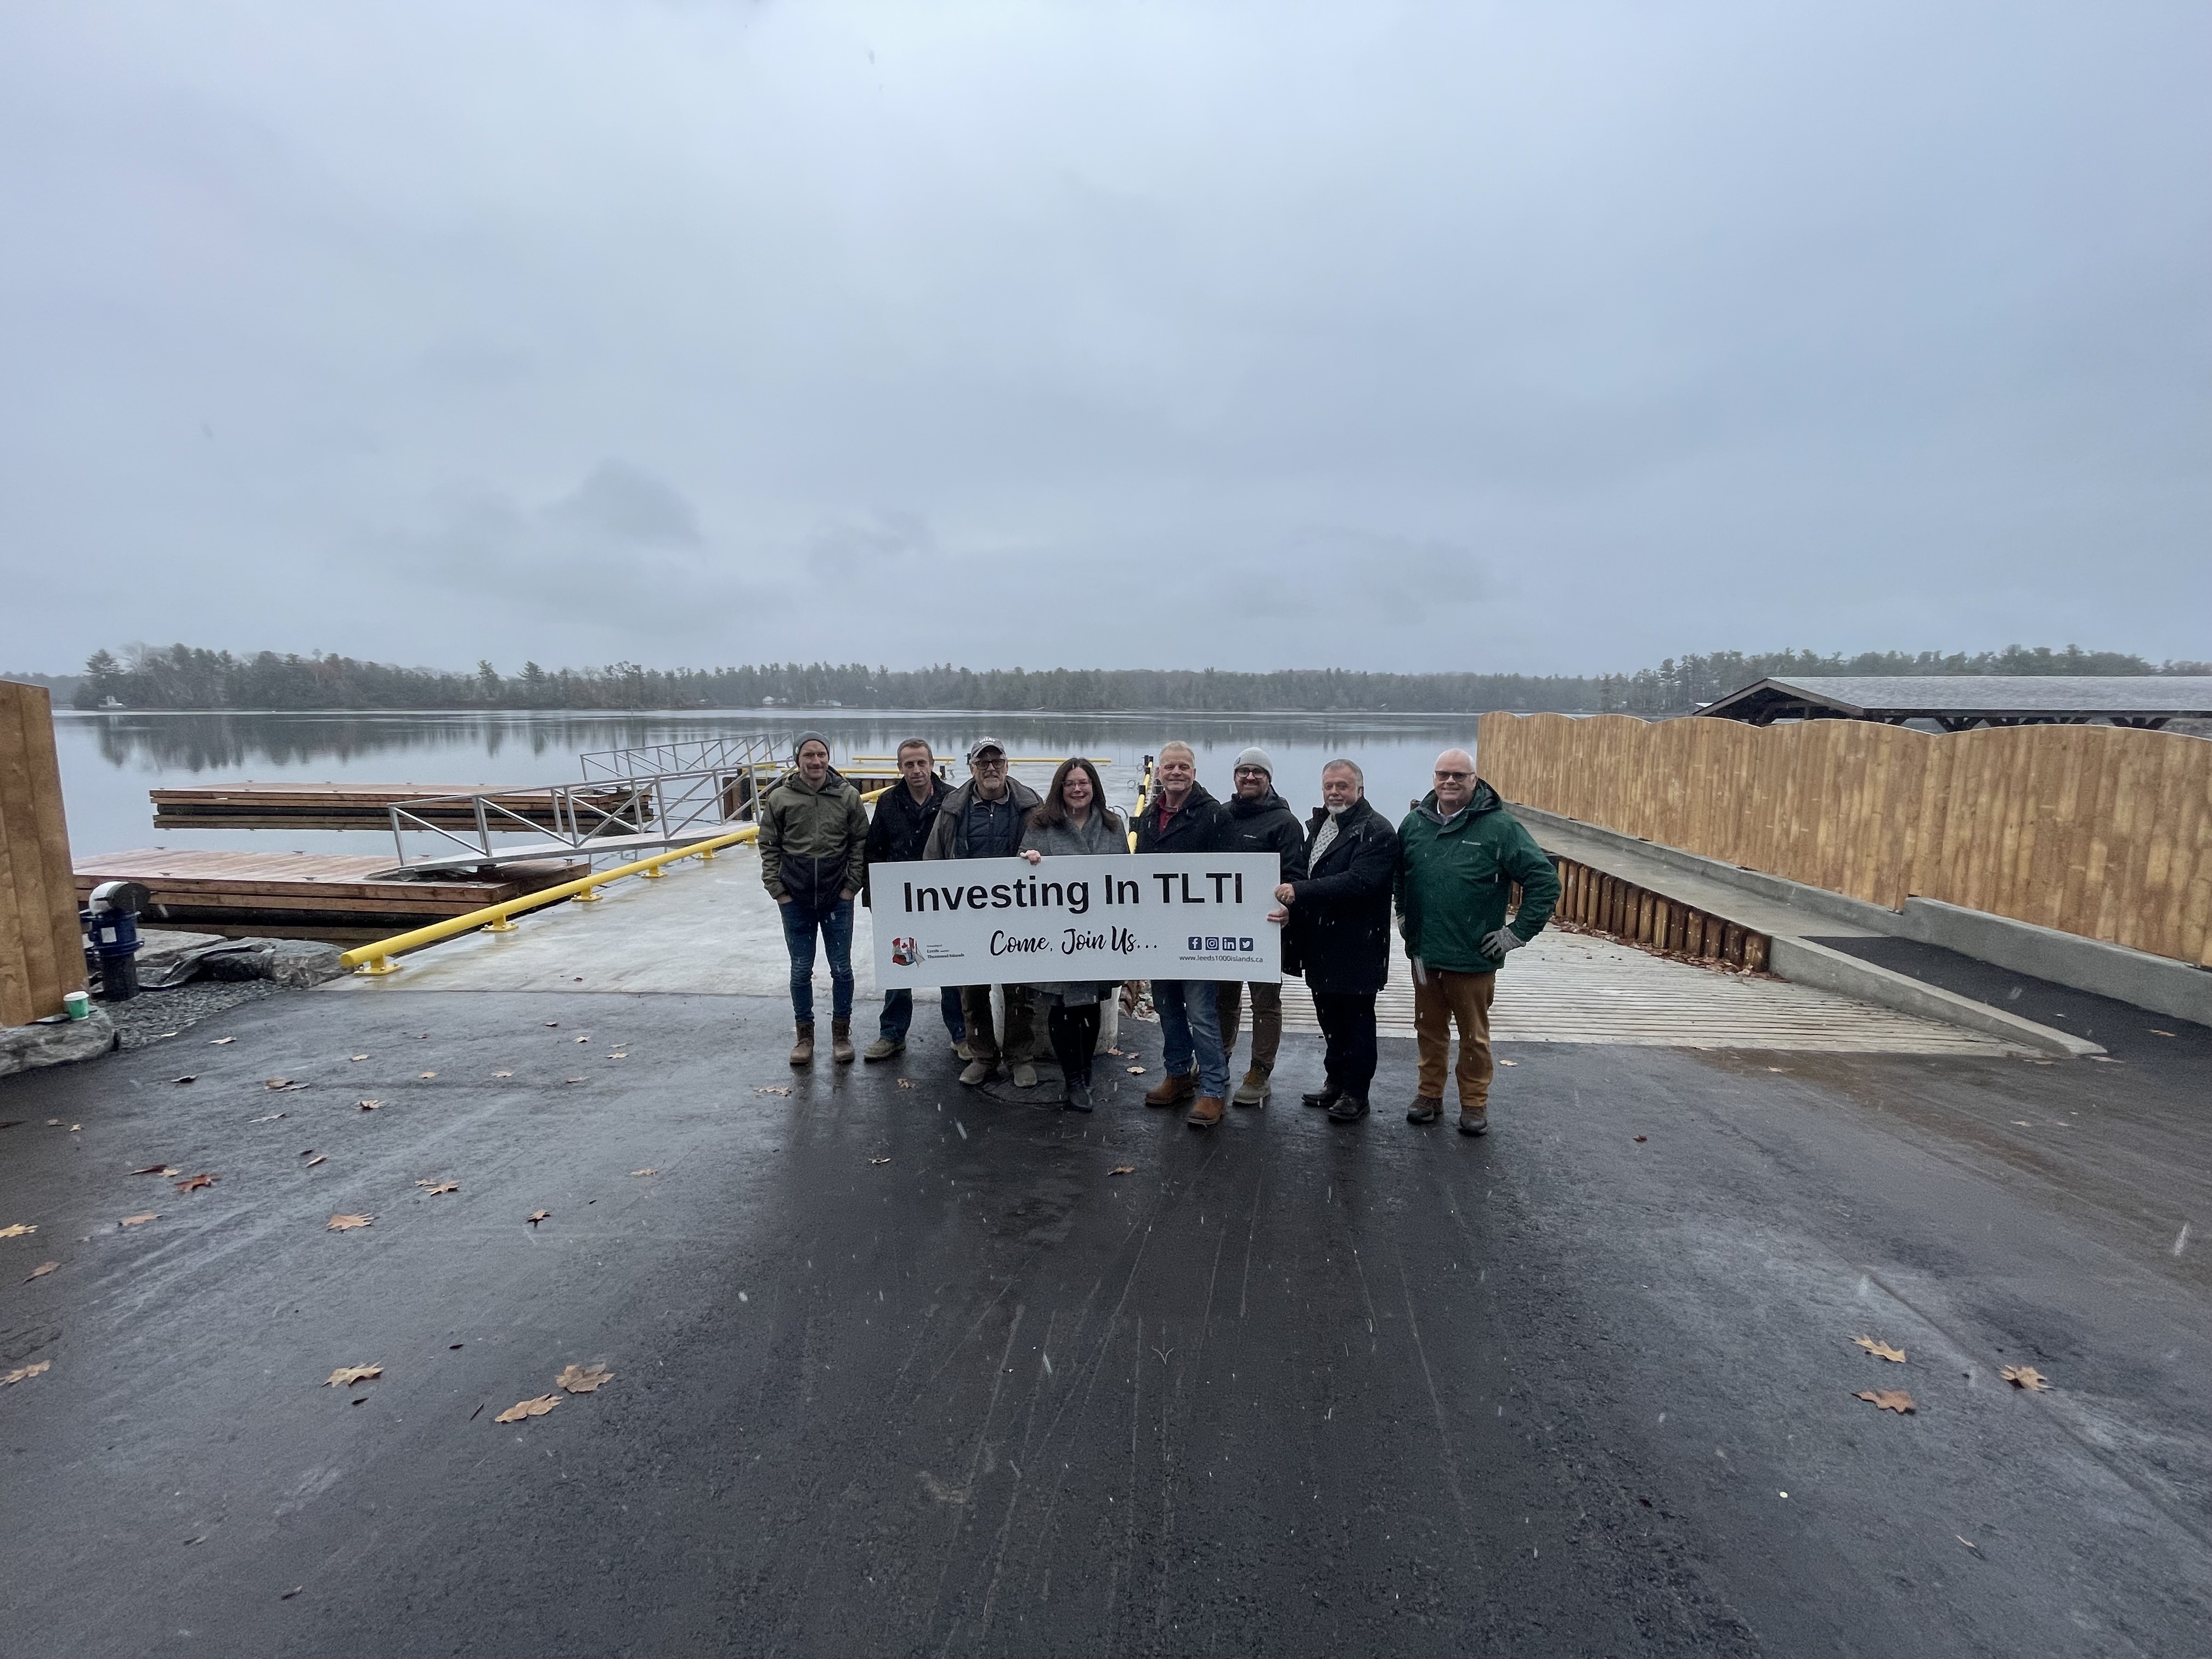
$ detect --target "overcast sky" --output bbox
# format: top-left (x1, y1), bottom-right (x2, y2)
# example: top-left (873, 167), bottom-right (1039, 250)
top-left (2, 2), bottom-right (2205, 679)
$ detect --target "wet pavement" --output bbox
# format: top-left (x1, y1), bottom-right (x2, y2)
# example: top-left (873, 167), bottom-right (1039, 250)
top-left (2, 986), bottom-right (2208, 1657)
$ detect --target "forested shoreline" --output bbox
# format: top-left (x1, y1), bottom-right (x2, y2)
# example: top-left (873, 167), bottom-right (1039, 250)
top-left (23, 642), bottom-right (2207, 716)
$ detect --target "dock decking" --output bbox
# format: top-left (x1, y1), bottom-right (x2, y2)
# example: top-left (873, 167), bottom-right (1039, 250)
top-left (148, 782), bottom-right (641, 831)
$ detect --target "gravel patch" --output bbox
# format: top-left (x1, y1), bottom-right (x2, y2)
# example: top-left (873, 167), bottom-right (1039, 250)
top-left (103, 980), bottom-right (291, 1051)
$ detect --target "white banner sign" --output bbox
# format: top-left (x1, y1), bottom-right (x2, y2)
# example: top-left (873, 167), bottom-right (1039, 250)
top-left (872, 853), bottom-right (1282, 987)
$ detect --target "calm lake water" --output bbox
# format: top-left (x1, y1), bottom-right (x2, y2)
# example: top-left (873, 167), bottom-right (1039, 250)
top-left (53, 709), bottom-right (1493, 862)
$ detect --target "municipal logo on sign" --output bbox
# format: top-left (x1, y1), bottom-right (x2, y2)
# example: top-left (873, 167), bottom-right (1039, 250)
top-left (890, 937), bottom-right (919, 967)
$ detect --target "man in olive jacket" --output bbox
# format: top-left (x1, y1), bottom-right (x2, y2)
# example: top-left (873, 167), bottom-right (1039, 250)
top-left (1215, 747), bottom-right (1308, 1107)
top-left (759, 732), bottom-right (871, 1066)
top-left (1393, 748), bottom-right (1560, 1135)
top-left (1276, 758), bottom-right (1397, 1122)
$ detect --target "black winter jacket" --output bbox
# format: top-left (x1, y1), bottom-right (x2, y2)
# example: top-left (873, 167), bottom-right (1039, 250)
top-left (1283, 797), bottom-right (1398, 994)
top-left (861, 777), bottom-right (949, 907)
top-left (1133, 781), bottom-right (1226, 856)
top-left (1220, 788), bottom-right (1310, 883)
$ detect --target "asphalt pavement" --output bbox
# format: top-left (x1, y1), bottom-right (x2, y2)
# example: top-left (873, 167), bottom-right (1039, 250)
top-left (2, 986), bottom-right (2207, 1657)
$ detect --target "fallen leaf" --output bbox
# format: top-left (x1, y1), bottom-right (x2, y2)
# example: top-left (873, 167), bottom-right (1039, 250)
top-left (415, 1180), bottom-right (460, 1196)
top-left (324, 1364), bottom-right (382, 1387)
top-left (527, 1209), bottom-right (550, 1225)
top-left (565, 1077), bottom-right (586, 1085)
top-left (208, 1037), bottom-right (235, 1045)
top-left (895, 1079), bottom-right (916, 1090)
top-left (2087, 1056), bottom-right (2123, 1064)
top-left (304, 1155), bottom-right (327, 1168)
top-left (0, 1222), bottom-right (36, 1238)
top-left (69, 1124), bottom-right (81, 1132)
top-left (630, 1168), bottom-right (656, 1177)
top-left (1126, 1065), bottom-right (1147, 1075)
top-left (419, 1071), bottom-right (437, 1080)
top-left (172, 1076), bottom-right (198, 1085)
top-left (556, 1363), bottom-right (614, 1393)
top-left (2000, 1364), bottom-right (2051, 1391)
top-left (754, 1086), bottom-right (791, 1096)
top-left (1854, 1389), bottom-right (1916, 1413)
top-left (610, 1052), bottom-right (628, 1059)
top-left (1854, 1336), bottom-right (1907, 1363)
top-left (264, 1077), bottom-right (294, 1089)
top-left (545, 1022), bottom-right (558, 1028)
top-left (120, 1212), bottom-right (159, 1227)
top-left (494, 1393), bottom-right (561, 1424)
top-left (357, 1100), bottom-right (382, 1111)
top-left (1957, 1536), bottom-right (1979, 1551)
top-left (155, 1031), bottom-right (178, 1039)
top-left (281, 1585), bottom-right (303, 1599)
top-left (25, 1261), bottom-right (58, 1281)
top-left (2, 1360), bottom-right (52, 1386)
top-left (1634, 1135), bottom-right (1647, 1143)
top-left (326, 1213), bottom-right (374, 1232)
top-left (1108, 1165), bottom-right (1136, 1177)
top-left (492, 1071), bottom-right (513, 1078)
top-left (2147, 1029), bottom-right (2175, 1038)
top-left (575, 1036), bottom-right (589, 1043)
top-left (870, 1156), bottom-right (892, 1166)
top-left (129, 1165), bottom-right (177, 1176)
top-left (173, 1173), bottom-right (219, 1193)
top-left (1498, 1058), bottom-right (1518, 1067)
top-left (351, 1054), bottom-right (368, 1062)
top-left (247, 1113), bottom-right (286, 1124)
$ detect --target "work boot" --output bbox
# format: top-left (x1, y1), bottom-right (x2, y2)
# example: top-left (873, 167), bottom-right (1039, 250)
top-left (1458, 1105), bottom-right (1490, 1137)
top-left (1328, 1095), bottom-right (1370, 1122)
top-left (953, 1040), bottom-right (973, 1062)
top-left (1144, 1069), bottom-right (1198, 1109)
top-left (1064, 1081), bottom-right (1094, 1113)
top-left (959, 1059), bottom-right (994, 1086)
top-left (831, 1020), bottom-right (855, 1064)
top-left (862, 1037), bottom-right (902, 1062)
top-left (1406, 1094), bottom-right (1441, 1124)
top-left (1301, 1085), bottom-right (1342, 1109)
top-left (1010, 1061), bottom-right (1039, 1089)
top-left (1232, 1066), bottom-right (1271, 1108)
top-left (1186, 1094), bottom-right (1226, 1130)
top-left (789, 1023), bottom-right (815, 1066)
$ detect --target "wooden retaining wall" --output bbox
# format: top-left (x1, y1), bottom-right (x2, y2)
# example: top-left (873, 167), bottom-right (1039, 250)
top-left (1476, 712), bottom-right (2212, 968)
top-left (1, 680), bottom-right (85, 1025)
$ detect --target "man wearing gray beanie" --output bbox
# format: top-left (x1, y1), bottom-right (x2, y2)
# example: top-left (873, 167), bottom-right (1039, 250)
top-left (1216, 746), bottom-right (1308, 1107)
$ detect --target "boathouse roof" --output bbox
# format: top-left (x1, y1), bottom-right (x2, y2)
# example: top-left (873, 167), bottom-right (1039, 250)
top-left (1696, 675), bottom-right (2212, 730)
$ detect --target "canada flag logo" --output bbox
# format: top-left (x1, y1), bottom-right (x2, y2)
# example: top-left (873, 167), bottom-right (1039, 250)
top-left (891, 937), bottom-right (919, 967)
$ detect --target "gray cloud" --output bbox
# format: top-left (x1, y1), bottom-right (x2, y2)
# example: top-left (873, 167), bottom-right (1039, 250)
top-left (0, 2), bottom-right (2205, 675)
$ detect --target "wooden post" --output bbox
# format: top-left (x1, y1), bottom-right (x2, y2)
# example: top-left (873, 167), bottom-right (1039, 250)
top-left (0, 680), bottom-right (84, 1026)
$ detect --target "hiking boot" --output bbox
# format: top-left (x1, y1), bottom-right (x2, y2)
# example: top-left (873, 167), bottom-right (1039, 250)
top-left (953, 1040), bottom-right (973, 1062)
top-left (1064, 1081), bottom-right (1094, 1113)
top-left (1010, 1061), bottom-right (1039, 1089)
top-left (1301, 1086), bottom-right (1342, 1109)
top-left (862, 1037), bottom-right (902, 1062)
top-left (1458, 1106), bottom-right (1490, 1137)
top-left (1144, 1069), bottom-right (1198, 1108)
top-left (1406, 1095), bottom-right (1442, 1124)
top-left (831, 1020), bottom-right (856, 1065)
top-left (1232, 1067), bottom-right (1271, 1108)
top-left (1186, 1094), bottom-right (1226, 1129)
top-left (789, 1023), bottom-right (815, 1066)
top-left (1328, 1095), bottom-right (1370, 1122)
top-left (960, 1059), bottom-right (994, 1086)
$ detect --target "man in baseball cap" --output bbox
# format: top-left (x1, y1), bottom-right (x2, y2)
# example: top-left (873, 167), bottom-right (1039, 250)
top-left (923, 736), bottom-right (1043, 1087)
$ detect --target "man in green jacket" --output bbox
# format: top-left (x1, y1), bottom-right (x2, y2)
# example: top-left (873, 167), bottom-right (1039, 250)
top-left (759, 732), bottom-right (870, 1066)
top-left (1395, 748), bottom-right (1560, 1136)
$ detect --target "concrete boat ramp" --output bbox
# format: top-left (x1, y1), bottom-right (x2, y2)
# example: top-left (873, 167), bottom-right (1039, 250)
top-left (4, 845), bottom-right (2210, 1656)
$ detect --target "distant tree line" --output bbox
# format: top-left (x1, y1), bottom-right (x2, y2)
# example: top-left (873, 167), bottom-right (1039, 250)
top-left (54, 641), bottom-right (2210, 715)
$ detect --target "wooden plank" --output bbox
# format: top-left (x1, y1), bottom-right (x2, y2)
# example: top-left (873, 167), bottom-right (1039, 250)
top-left (1, 681), bottom-right (86, 1024)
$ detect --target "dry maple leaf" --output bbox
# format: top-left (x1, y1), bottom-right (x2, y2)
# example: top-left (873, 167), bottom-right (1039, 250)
top-left (895, 1079), bottom-right (916, 1090)
top-left (418, 1071), bottom-right (437, 1079)
top-left (610, 1052), bottom-right (628, 1059)
top-left (1853, 1336), bottom-right (1907, 1363)
top-left (1, 1360), bottom-right (52, 1386)
top-left (1108, 1165), bottom-right (1136, 1177)
top-left (556, 1363), bottom-right (614, 1393)
top-left (492, 1071), bottom-right (513, 1079)
top-left (264, 1077), bottom-right (292, 1088)
top-left (2000, 1364), bottom-right (2051, 1391)
top-left (26, 1261), bottom-right (58, 1281)
top-left (1854, 1389), bottom-right (1916, 1413)
top-left (357, 1099), bottom-right (382, 1111)
top-left (172, 1075), bottom-right (198, 1085)
top-left (324, 1364), bottom-right (382, 1386)
top-left (1126, 1065), bottom-right (1147, 1075)
top-left (415, 1180), bottom-right (460, 1196)
top-left (350, 1054), bottom-right (368, 1061)
top-left (869, 1156), bottom-right (891, 1166)
top-left (173, 1173), bottom-right (219, 1193)
top-left (527, 1209), bottom-right (550, 1225)
top-left (120, 1212), bottom-right (159, 1227)
top-left (304, 1154), bottom-right (327, 1168)
top-left (630, 1167), bottom-right (656, 1177)
top-left (0, 1222), bottom-right (35, 1239)
top-left (326, 1213), bottom-right (374, 1232)
top-left (494, 1393), bottom-right (562, 1424)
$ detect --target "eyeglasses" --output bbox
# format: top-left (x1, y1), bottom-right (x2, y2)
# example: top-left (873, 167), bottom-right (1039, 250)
top-left (971, 755), bottom-right (1006, 768)
top-left (1433, 769), bottom-right (1471, 781)
top-left (1233, 767), bottom-right (1269, 777)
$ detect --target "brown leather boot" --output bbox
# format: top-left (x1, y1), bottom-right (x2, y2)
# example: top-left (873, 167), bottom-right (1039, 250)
top-left (830, 1020), bottom-right (855, 1064)
top-left (1458, 1104), bottom-right (1489, 1136)
top-left (789, 1022), bottom-right (815, 1065)
top-left (1144, 1069), bottom-right (1198, 1109)
top-left (1186, 1094), bottom-right (1226, 1129)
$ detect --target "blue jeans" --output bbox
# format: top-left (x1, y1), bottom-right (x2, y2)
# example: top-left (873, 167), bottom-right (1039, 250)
top-left (780, 896), bottom-right (854, 1024)
top-left (881, 985), bottom-right (965, 1046)
top-left (1153, 979), bottom-right (1227, 1097)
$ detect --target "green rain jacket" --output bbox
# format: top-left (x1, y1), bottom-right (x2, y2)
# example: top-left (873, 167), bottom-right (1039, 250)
top-left (1394, 780), bottom-right (1560, 974)
top-left (758, 766), bottom-right (870, 908)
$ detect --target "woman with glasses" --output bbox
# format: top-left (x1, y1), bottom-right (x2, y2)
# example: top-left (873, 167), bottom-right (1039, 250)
top-left (1017, 757), bottom-right (1129, 1111)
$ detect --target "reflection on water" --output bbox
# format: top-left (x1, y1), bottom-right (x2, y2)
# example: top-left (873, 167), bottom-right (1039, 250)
top-left (54, 709), bottom-right (1489, 859)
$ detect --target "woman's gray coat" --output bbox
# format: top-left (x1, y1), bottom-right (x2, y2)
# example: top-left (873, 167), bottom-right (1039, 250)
top-left (1017, 807), bottom-right (1130, 1006)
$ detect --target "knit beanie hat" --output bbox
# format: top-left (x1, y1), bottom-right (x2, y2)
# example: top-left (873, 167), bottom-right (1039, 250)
top-left (792, 730), bottom-right (831, 760)
top-left (1233, 746), bottom-right (1273, 777)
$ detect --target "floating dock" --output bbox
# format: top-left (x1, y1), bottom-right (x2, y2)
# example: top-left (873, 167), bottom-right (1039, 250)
top-left (148, 782), bottom-right (643, 831)
top-left (72, 848), bottom-right (589, 941)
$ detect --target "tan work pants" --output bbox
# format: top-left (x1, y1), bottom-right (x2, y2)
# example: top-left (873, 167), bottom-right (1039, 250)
top-left (1215, 980), bottom-right (1282, 1073)
top-left (1413, 968), bottom-right (1497, 1110)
